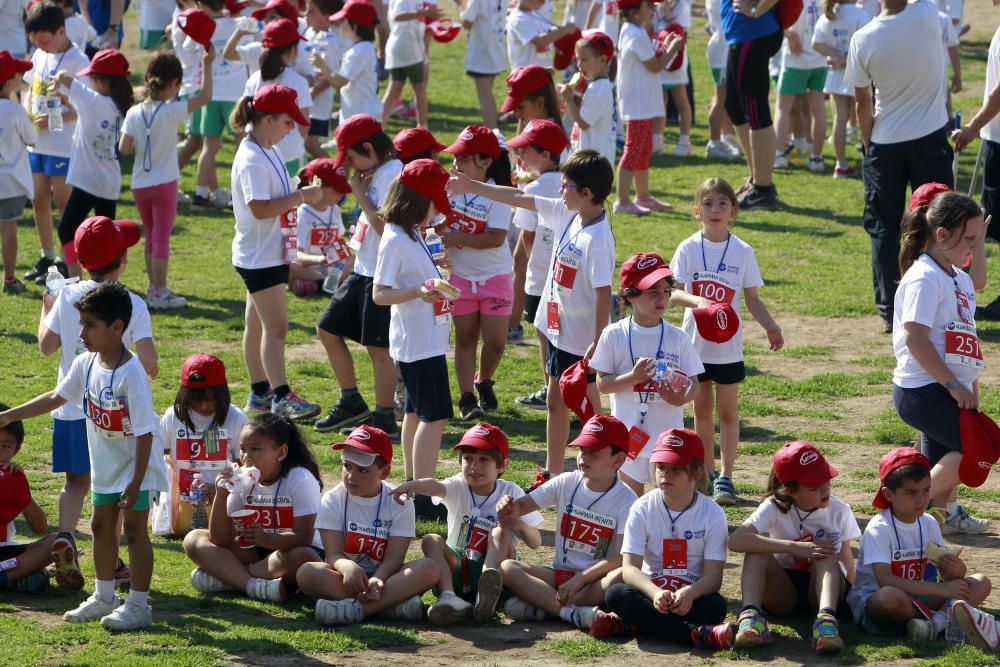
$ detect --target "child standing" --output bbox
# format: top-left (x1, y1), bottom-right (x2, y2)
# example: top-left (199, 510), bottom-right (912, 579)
top-left (460, 0), bottom-right (506, 128)
top-left (393, 127), bottom-right (447, 163)
top-left (303, 0), bottom-right (347, 159)
top-left (653, 0), bottom-right (693, 157)
top-left (0, 282), bottom-right (169, 630)
top-left (560, 31), bottom-right (616, 164)
top-left (292, 157), bottom-right (352, 295)
top-left (670, 178), bottom-right (783, 505)
top-left (506, 0), bottom-right (576, 70)
top-left (381, 0), bottom-right (439, 127)
top-left (729, 441), bottom-right (860, 654)
top-left (0, 52), bottom-right (37, 295)
top-left (704, 0), bottom-right (741, 159)
top-left (311, 0), bottom-right (383, 123)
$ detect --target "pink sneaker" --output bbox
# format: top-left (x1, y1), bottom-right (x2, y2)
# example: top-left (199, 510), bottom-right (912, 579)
top-left (612, 200), bottom-right (651, 216)
top-left (635, 195), bottom-right (673, 211)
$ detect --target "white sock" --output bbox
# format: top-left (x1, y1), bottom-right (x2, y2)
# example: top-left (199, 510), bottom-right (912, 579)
top-left (559, 605), bottom-right (577, 624)
top-left (722, 133), bottom-right (735, 142)
top-left (678, 134), bottom-right (690, 145)
top-left (42, 248), bottom-right (55, 261)
top-left (196, 186), bottom-right (210, 198)
top-left (837, 161), bottom-right (849, 169)
top-left (794, 137), bottom-right (808, 150)
top-left (95, 579), bottom-right (116, 603)
top-left (245, 577), bottom-right (261, 596)
top-left (128, 589), bottom-right (149, 607)
top-left (932, 610), bottom-right (949, 633)
top-left (946, 502), bottom-right (960, 517)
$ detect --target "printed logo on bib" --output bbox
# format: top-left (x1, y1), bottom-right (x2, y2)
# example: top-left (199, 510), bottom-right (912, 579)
top-left (945, 321), bottom-right (984, 370)
top-left (562, 504), bottom-right (615, 559)
top-left (446, 204), bottom-right (489, 235)
top-left (690, 271), bottom-right (737, 305)
top-left (554, 250), bottom-right (581, 290)
top-left (243, 494), bottom-right (294, 532)
top-left (891, 547), bottom-right (926, 581)
top-left (281, 209), bottom-right (298, 265)
top-left (456, 513), bottom-right (496, 562)
top-left (344, 521), bottom-right (389, 562)
top-left (650, 538), bottom-right (692, 591)
top-left (85, 389), bottom-right (133, 440)
top-left (348, 219), bottom-right (369, 251)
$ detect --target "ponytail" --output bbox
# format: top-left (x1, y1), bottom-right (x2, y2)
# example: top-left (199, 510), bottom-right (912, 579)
top-left (899, 191), bottom-right (982, 274)
top-left (899, 208), bottom-right (933, 275)
top-left (144, 52), bottom-right (183, 102)
top-left (229, 96), bottom-right (254, 132)
top-left (764, 468), bottom-right (797, 513)
top-left (260, 43), bottom-right (293, 81)
top-left (485, 148), bottom-right (513, 187)
top-left (243, 413), bottom-right (324, 489)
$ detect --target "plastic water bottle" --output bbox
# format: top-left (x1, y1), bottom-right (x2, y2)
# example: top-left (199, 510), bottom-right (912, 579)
top-left (45, 265), bottom-right (65, 295)
top-left (424, 229), bottom-right (450, 280)
top-left (652, 359), bottom-right (669, 383)
top-left (322, 263), bottom-right (343, 294)
top-left (46, 97), bottom-right (63, 132)
top-left (236, 16), bottom-right (263, 33)
top-left (190, 472), bottom-right (209, 529)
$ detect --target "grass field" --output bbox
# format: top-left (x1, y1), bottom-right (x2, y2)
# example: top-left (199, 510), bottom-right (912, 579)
top-left (4, 2), bottom-right (1000, 665)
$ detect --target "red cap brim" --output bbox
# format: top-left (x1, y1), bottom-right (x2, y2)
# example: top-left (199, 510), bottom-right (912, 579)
top-left (634, 267), bottom-right (674, 291)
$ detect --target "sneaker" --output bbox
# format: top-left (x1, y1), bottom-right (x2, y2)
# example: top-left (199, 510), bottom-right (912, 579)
top-left (612, 200), bottom-right (651, 217)
top-left (190, 567), bottom-right (233, 593)
top-left (315, 598), bottom-right (364, 625)
top-left (428, 594), bottom-right (473, 625)
top-left (100, 600), bottom-right (153, 631)
top-left (735, 178), bottom-right (754, 198)
top-left (191, 194), bottom-right (221, 212)
top-left (806, 156), bottom-right (825, 173)
top-left (475, 379), bottom-right (498, 412)
top-left (473, 567), bottom-right (502, 622)
top-left (503, 596), bottom-right (546, 621)
top-left (812, 612), bottom-right (844, 654)
top-left (459, 392), bottom-right (483, 420)
top-left (737, 184), bottom-right (779, 211)
top-left (570, 605), bottom-right (597, 630)
top-left (953, 600), bottom-right (1000, 651)
top-left (943, 505), bottom-right (990, 534)
top-left (245, 390), bottom-right (274, 415)
top-left (398, 105), bottom-right (418, 120)
top-left (773, 151), bottom-right (790, 169)
top-left (315, 397), bottom-right (370, 433)
top-left (706, 140), bottom-right (737, 160)
top-left (589, 610), bottom-right (631, 638)
top-left (64, 592), bottom-right (121, 623)
top-left (271, 391), bottom-right (321, 421)
top-left (516, 386), bottom-right (548, 410)
top-left (146, 288), bottom-right (187, 310)
top-left (712, 476), bottom-right (737, 506)
top-left (24, 255), bottom-right (55, 282)
top-left (845, 125), bottom-right (859, 144)
top-left (115, 559), bottom-right (131, 590)
top-left (247, 577), bottom-right (286, 602)
top-left (672, 142), bottom-right (692, 157)
top-left (51, 532), bottom-right (84, 590)
top-left (177, 191), bottom-right (193, 206)
top-left (9, 569), bottom-right (49, 594)
top-left (210, 187), bottom-right (232, 208)
top-left (734, 608), bottom-right (773, 648)
top-left (381, 594), bottom-right (424, 620)
top-left (635, 195), bottom-right (673, 212)
top-left (833, 165), bottom-right (856, 179)
top-left (507, 324), bottom-right (524, 343)
top-left (3, 278), bottom-right (25, 294)
top-left (651, 135), bottom-right (664, 155)
top-left (722, 135), bottom-right (743, 156)
top-left (906, 617), bottom-right (940, 642)
top-left (338, 414), bottom-right (400, 443)
top-left (523, 469), bottom-right (552, 493)
top-left (390, 99), bottom-right (410, 116)
top-left (691, 623), bottom-right (735, 650)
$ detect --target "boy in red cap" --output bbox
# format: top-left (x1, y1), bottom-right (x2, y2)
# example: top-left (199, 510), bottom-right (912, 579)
top-left (290, 158), bottom-right (352, 295)
top-left (309, 0), bottom-right (382, 123)
top-left (603, 428), bottom-right (733, 648)
top-left (390, 422), bottom-right (544, 625)
top-left (496, 414), bottom-right (638, 634)
top-left (847, 447), bottom-right (992, 643)
top-left (0, 51), bottom-right (37, 294)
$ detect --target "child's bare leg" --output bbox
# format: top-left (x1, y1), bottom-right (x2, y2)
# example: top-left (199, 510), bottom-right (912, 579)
top-left (693, 380), bottom-right (716, 473)
top-left (296, 561), bottom-right (353, 599)
top-left (1, 534), bottom-right (58, 582)
top-left (499, 560), bottom-right (562, 615)
top-left (716, 383), bottom-right (740, 479)
top-left (91, 503), bottom-right (120, 585)
top-left (740, 552), bottom-right (796, 615)
top-left (360, 559), bottom-right (439, 615)
top-left (422, 533), bottom-right (458, 593)
top-left (865, 586), bottom-right (919, 626)
top-left (123, 508), bottom-right (152, 593)
top-left (1, 220), bottom-right (16, 279)
top-left (544, 373), bottom-right (571, 473)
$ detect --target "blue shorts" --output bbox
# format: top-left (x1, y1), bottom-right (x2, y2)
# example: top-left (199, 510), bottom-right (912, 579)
top-left (52, 418), bottom-right (90, 474)
top-left (29, 152), bottom-right (70, 177)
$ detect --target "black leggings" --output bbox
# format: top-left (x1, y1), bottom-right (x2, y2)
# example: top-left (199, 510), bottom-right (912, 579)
top-left (58, 187), bottom-right (117, 247)
top-left (605, 584), bottom-right (727, 644)
top-left (725, 29), bottom-right (784, 130)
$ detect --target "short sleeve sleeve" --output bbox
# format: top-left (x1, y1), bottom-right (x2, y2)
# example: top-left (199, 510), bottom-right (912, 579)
top-left (55, 354), bottom-right (87, 406)
top-left (746, 499), bottom-right (778, 535)
top-left (860, 519), bottom-right (892, 566)
top-left (526, 472), bottom-right (561, 509)
top-left (533, 196), bottom-right (570, 233)
top-left (620, 500), bottom-right (647, 556)
top-left (373, 236), bottom-right (403, 288)
top-left (703, 506), bottom-right (729, 561)
top-left (122, 106), bottom-right (140, 139)
top-left (900, 272), bottom-right (942, 328)
top-left (587, 233), bottom-right (614, 289)
top-left (124, 299), bottom-right (154, 346)
top-left (741, 246), bottom-right (764, 289)
top-left (838, 502), bottom-right (862, 543)
top-left (588, 324), bottom-right (619, 375)
top-left (339, 46), bottom-right (363, 80)
top-left (122, 362), bottom-right (158, 438)
top-left (238, 153), bottom-right (275, 206)
top-left (315, 488), bottom-right (344, 531)
top-left (844, 35), bottom-right (871, 88)
top-left (389, 496), bottom-right (416, 537)
top-left (291, 469), bottom-right (321, 517)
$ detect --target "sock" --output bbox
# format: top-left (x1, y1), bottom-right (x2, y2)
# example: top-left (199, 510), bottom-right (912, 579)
top-left (559, 605), bottom-right (578, 625)
top-left (837, 161), bottom-right (849, 169)
top-left (341, 387), bottom-right (361, 399)
top-left (245, 577), bottom-right (261, 596)
top-left (128, 589), bottom-right (149, 607)
top-left (96, 579), bottom-right (116, 603)
top-left (722, 133), bottom-right (735, 142)
top-left (251, 381), bottom-right (270, 396)
top-left (42, 248), bottom-right (55, 261)
top-left (946, 502), bottom-right (960, 517)
top-left (273, 385), bottom-right (291, 400)
top-left (931, 610), bottom-right (948, 633)
top-left (740, 604), bottom-right (760, 614)
top-left (196, 186), bottom-right (210, 198)
top-left (439, 590), bottom-right (456, 599)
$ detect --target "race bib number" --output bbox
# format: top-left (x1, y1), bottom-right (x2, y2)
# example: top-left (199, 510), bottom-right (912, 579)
top-left (348, 220), bottom-right (368, 251)
top-left (447, 209), bottom-right (488, 235)
top-left (281, 209), bottom-right (298, 264)
top-left (344, 522), bottom-right (388, 562)
top-left (562, 504), bottom-right (615, 559)
top-left (244, 494), bottom-right (294, 532)
top-left (690, 271), bottom-right (737, 305)
top-left (324, 237), bottom-right (352, 263)
top-left (554, 253), bottom-right (579, 290)
top-left (310, 227), bottom-right (340, 249)
top-left (650, 538), bottom-right (692, 591)
top-left (456, 514), bottom-right (495, 561)
top-left (85, 390), bottom-right (133, 440)
top-left (433, 297), bottom-right (453, 325)
top-left (891, 547), bottom-right (925, 581)
top-left (945, 321), bottom-right (984, 370)
top-left (175, 428), bottom-right (229, 463)
top-left (570, 123), bottom-right (581, 144)
top-left (546, 300), bottom-right (560, 334)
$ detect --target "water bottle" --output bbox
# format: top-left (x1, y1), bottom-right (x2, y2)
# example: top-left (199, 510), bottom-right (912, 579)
top-left (424, 228), bottom-right (450, 280)
top-left (46, 97), bottom-right (63, 132)
top-left (236, 16), bottom-right (263, 33)
top-left (652, 359), bottom-right (669, 383)
top-left (45, 265), bottom-right (65, 295)
top-left (322, 263), bottom-right (342, 293)
top-left (190, 472), bottom-right (209, 529)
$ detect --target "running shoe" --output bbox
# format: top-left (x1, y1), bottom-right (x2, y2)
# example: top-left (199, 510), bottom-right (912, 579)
top-left (812, 612), bottom-right (844, 654)
top-left (245, 390), bottom-right (274, 415)
top-left (734, 608), bottom-right (773, 648)
top-left (271, 391), bottom-right (321, 421)
top-left (100, 600), bottom-right (153, 631)
top-left (691, 623), bottom-right (735, 650)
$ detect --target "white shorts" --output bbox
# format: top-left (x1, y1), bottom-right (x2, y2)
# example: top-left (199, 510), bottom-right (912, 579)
top-left (823, 69), bottom-right (853, 97)
top-left (620, 455), bottom-right (653, 484)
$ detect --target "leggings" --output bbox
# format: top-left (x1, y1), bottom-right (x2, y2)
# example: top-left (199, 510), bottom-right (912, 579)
top-left (725, 29), bottom-right (783, 130)
top-left (605, 584), bottom-right (727, 644)
top-left (58, 187), bottom-right (116, 264)
top-left (619, 119), bottom-right (655, 171)
top-left (134, 181), bottom-right (178, 260)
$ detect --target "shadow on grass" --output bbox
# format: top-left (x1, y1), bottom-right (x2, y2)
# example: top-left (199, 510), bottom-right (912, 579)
top-left (737, 216), bottom-right (850, 238)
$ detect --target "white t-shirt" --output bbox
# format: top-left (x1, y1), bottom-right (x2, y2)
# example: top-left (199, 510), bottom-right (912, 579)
top-left (43, 280), bottom-right (153, 421)
top-left (781, 0), bottom-right (825, 70)
top-left (671, 231), bottom-right (764, 364)
top-left (65, 15), bottom-right (97, 54)
top-left (226, 465), bottom-right (323, 550)
top-left (296, 202), bottom-right (346, 256)
top-left (231, 138), bottom-right (293, 269)
top-left (705, 0), bottom-right (728, 69)
top-left (173, 20), bottom-right (205, 98)
top-left (506, 8), bottom-right (550, 69)
top-left (462, 0), bottom-right (507, 75)
top-left (594, 0), bottom-right (620, 48)
top-left (0, 0), bottom-right (25, 56)
top-left (0, 99), bottom-right (36, 199)
top-left (532, 198), bottom-right (615, 357)
top-left (236, 35), bottom-right (315, 81)
top-left (857, 0), bottom-right (880, 20)
top-left (529, 471), bottom-right (637, 572)
top-left (122, 99), bottom-right (188, 189)
top-left (848, 510), bottom-right (942, 622)
top-left (845, 0), bottom-right (948, 144)
top-left (654, 0), bottom-right (690, 86)
top-left (66, 78), bottom-right (122, 200)
top-left (622, 491), bottom-right (727, 588)
top-left (446, 182), bottom-right (514, 282)
top-left (304, 28), bottom-right (347, 120)
top-left (55, 353), bottom-right (169, 494)
top-left (386, 0), bottom-right (426, 69)
top-left (981, 25), bottom-right (1000, 143)
top-left (374, 223), bottom-right (452, 363)
top-left (352, 159), bottom-right (403, 277)
top-left (512, 170), bottom-right (560, 296)
top-left (616, 21), bottom-right (665, 122)
top-left (574, 77), bottom-right (615, 164)
top-left (893, 254), bottom-right (981, 389)
top-left (244, 68), bottom-right (312, 165)
top-left (24, 46), bottom-right (90, 158)
top-left (316, 480), bottom-right (415, 575)
top-left (161, 405), bottom-right (246, 500)
top-left (746, 495), bottom-right (861, 570)
top-left (212, 17), bottom-right (253, 103)
top-left (140, 0), bottom-right (175, 32)
top-left (812, 4), bottom-right (869, 97)
top-left (338, 40), bottom-right (382, 122)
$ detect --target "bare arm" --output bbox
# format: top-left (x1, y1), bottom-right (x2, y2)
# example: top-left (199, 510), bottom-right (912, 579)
top-left (22, 499), bottom-right (48, 534)
top-left (223, 28), bottom-right (256, 62)
top-left (621, 552), bottom-right (662, 600)
top-left (448, 169), bottom-right (538, 210)
top-left (0, 391), bottom-right (68, 427)
top-left (134, 338), bottom-right (159, 380)
top-left (118, 133), bottom-right (135, 155)
top-left (641, 33), bottom-right (683, 73)
top-left (953, 77), bottom-right (1000, 151)
top-left (744, 286), bottom-right (783, 351)
top-left (948, 45), bottom-right (961, 94)
top-left (855, 85), bottom-right (874, 151)
top-left (530, 24), bottom-right (576, 49)
top-left (187, 49), bottom-right (216, 113)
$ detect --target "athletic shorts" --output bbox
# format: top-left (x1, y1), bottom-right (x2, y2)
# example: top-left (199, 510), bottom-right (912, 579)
top-left (317, 272), bottom-right (391, 347)
top-left (92, 490), bottom-right (155, 510)
top-left (467, 70), bottom-right (503, 78)
top-left (28, 152), bottom-right (69, 177)
top-left (194, 100), bottom-right (236, 137)
top-left (892, 382), bottom-right (961, 465)
top-left (399, 354), bottom-right (453, 422)
top-left (0, 196), bottom-right (26, 221)
top-left (712, 67), bottom-right (725, 86)
top-left (0, 544), bottom-right (28, 560)
top-left (779, 67), bottom-right (828, 95)
top-left (309, 118), bottom-right (330, 137)
top-left (52, 417), bottom-right (90, 474)
top-left (285, 158), bottom-right (301, 176)
top-left (446, 545), bottom-right (485, 599)
top-left (235, 264), bottom-right (291, 294)
top-left (452, 273), bottom-right (514, 317)
top-left (390, 62), bottom-right (426, 84)
top-left (523, 293), bottom-right (542, 323)
top-left (697, 361), bottom-right (746, 385)
top-left (765, 567), bottom-right (852, 617)
top-left (139, 29), bottom-right (166, 49)
top-left (253, 545), bottom-right (325, 561)
top-left (546, 343), bottom-right (597, 381)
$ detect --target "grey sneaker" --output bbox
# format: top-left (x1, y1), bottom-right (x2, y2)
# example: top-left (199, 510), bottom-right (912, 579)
top-left (943, 506), bottom-right (990, 534)
top-left (712, 476), bottom-right (737, 506)
top-left (473, 567), bottom-right (502, 622)
top-left (515, 386), bottom-right (548, 410)
top-left (428, 594), bottom-right (473, 625)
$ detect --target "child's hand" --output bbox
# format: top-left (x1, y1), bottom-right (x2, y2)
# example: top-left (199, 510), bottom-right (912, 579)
top-left (33, 113), bottom-right (50, 130)
top-left (360, 575), bottom-right (383, 602)
top-left (661, 31), bottom-right (684, 58)
top-left (940, 577), bottom-right (971, 601)
top-left (653, 588), bottom-right (673, 614)
top-left (668, 585), bottom-right (695, 616)
top-left (53, 70), bottom-right (73, 89)
top-left (791, 540), bottom-right (834, 561)
top-left (766, 326), bottom-right (783, 351)
top-left (657, 382), bottom-right (689, 406)
top-left (203, 46), bottom-right (215, 64)
top-left (785, 31), bottom-right (802, 55)
top-left (937, 554), bottom-right (967, 580)
top-left (447, 167), bottom-right (475, 196)
top-left (556, 572), bottom-right (586, 606)
top-left (631, 357), bottom-right (655, 382)
top-left (419, 283), bottom-right (443, 303)
top-left (300, 184), bottom-right (323, 206)
top-left (0, 461), bottom-right (22, 474)
top-left (423, 4), bottom-right (443, 19)
top-left (240, 521), bottom-right (266, 544)
top-left (349, 170), bottom-right (369, 194)
top-left (948, 383), bottom-right (979, 410)
top-left (496, 494), bottom-right (517, 519)
top-left (390, 480), bottom-right (415, 504)
top-left (119, 480), bottom-right (142, 509)
top-left (342, 562), bottom-right (369, 597)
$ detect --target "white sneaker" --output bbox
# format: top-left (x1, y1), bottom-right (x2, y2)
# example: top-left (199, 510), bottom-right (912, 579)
top-left (571, 605), bottom-right (597, 630)
top-left (953, 600), bottom-right (1000, 651)
top-left (807, 156), bottom-right (825, 173)
top-left (671, 142), bottom-right (692, 157)
top-left (722, 135), bottom-right (743, 156)
top-left (473, 567), bottom-right (502, 622)
top-left (651, 136), bottom-right (664, 155)
top-left (706, 140), bottom-right (735, 160)
top-left (146, 289), bottom-right (188, 310)
top-left (382, 594), bottom-right (424, 621)
top-left (944, 506), bottom-right (991, 534)
top-left (906, 618), bottom-right (939, 642)
top-left (210, 188), bottom-right (232, 208)
top-left (503, 596), bottom-right (546, 621)
top-left (64, 592), bottom-right (121, 623)
top-left (100, 600), bottom-right (153, 631)
top-left (177, 191), bottom-right (193, 206)
top-left (190, 568), bottom-right (233, 593)
top-left (846, 125), bottom-right (859, 144)
top-left (773, 152), bottom-right (789, 169)
top-left (246, 577), bottom-right (286, 602)
top-left (315, 598), bottom-right (364, 625)
top-left (428, 594), bottom-right (472, 625)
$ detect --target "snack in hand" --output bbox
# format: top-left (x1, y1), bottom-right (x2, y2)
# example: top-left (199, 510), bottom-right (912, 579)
top-left (424, 278), bottom-right (461, 299)
top-left (926, 541), bottom-right (963, 564)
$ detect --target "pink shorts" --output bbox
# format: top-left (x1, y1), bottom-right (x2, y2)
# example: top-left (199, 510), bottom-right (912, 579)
top-left (452, 273), bottom-right (514, 317)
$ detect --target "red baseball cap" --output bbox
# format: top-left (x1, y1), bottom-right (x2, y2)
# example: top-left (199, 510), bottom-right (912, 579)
top-left (393, 127), bottom-right (447, 161)
top-left (252, 83), bottom-right (310, 126)
top-left (332, 114), bottom-right (383, 167)
top-left (224, 0), bottom-right (250, 14)
top-left (649, 428), bottom-right (704, 466)
top-left (618, 0), bottom-right (660, 7)
top-left (302, 157), bottom-right (351, 193)
top-left (553, 27), bottom-right (582, 70)
top-left (693, 302), bottom-right (739, 343)
top-left (444, 125), bottom-right (502, 160)
top-left (453, 422), bottom-right (509, 459)
top-left (958, 409), bottom-right (1000, 488)
top-left (332, 424), bottom-right (394, 466)
top-left (506, 119), bottom-right (568, 156)
top-left (399, 158), bottom-right (454, 217)
top-left (0, 467), bottom-right (31, 526)
top-left (261, 17), bottom-right (304, 47)
top-left (581, 30), bottom-right (614, 60)
top-left (910, 182), bottom-right (951, 210)
top-left (176, 9), bottom-right (217, 49)
top-left (252, 0), bottom-right (297, 21)
top-left (0, 51), bottom-right (32, 83)
top-left (78, 48), bottom-right (130, 77)
top-left (620, 252), bottom-right (673, 291)
top-left (500, 65), bottom-right (551, 113)
top-left (331, 0), bottom-right (379, 27)
top-left (657, 25), bottom-right (686, 72)
top-left (181, 353), bottom-right (227, 388)
top-left (569, 414), bottom-right (629, 451)
top-left (873, 447), bottom-right (931, 510)
top-left (773, 441), bottom-right (838, 488)
top-left (427, 17), bottom-right (461, 42)
top-left (559, 359), bottom-right (596, 423)
top-left (74, 216), bottom-right (141, 271)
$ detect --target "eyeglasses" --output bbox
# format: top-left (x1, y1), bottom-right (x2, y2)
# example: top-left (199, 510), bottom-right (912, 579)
top-left (560, 182), bottom-right (582, 192)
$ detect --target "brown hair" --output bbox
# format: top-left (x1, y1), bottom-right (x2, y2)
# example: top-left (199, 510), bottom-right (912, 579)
top-left (242, 413), bottom-right (324, 489)
top-left (522, 75), bottom-right (563, 129)
top-left (91, 72), bottom-right (135, 118)
top-left (144, 51), bottom-right (183, 101)
top-left (378, 180), bottom-right (432, 241)
top-left (765, 468), bottom-right (797, 514)
top-left (174, 381), bottom-right (232, 433)
top-left (229, 96), bottom-right (282, 132)
top-left (260, 42), bottom-right (297, 81)
top-left (456, 445), bottom-right (506, 472)
top-left (899, 191), bottom-right (982, 274)
top-left (619, 277), bottom-right (676, 308)
top-left (694, 177), bottom-right (738, 215)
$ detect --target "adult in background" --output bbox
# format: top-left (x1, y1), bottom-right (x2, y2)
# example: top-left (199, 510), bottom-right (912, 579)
top-left (845, 0), bottom-right (953, 332)
top-left (78, 0), bottom-right (124, 53)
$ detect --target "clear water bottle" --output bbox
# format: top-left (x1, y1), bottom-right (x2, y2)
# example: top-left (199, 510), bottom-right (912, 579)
top-left (424, 228), bottom-right (450, 280)
top-left (45, 265), bottom-right (65, 295)
top-left (189, 472), bottom-right (209, 529)
top-left (236, 16), bottom-right (263, 33)
top-left (322, 263), bottom-right (342, 294)
top-left (46, 97), bottom-right (63, 132)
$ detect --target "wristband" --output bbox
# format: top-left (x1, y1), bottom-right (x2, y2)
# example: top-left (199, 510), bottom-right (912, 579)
top-left (942, 380), bottom-right (960, 390)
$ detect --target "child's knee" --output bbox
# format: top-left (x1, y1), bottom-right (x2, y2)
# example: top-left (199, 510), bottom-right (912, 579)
top-left (421, 532), bottom-right (445, 555)
top-left (411, 557), bottom-right (440, 585)
top-left (969, 573), bottom-right (991, 601)
top-left (295, 561), bottom-right (328, 591)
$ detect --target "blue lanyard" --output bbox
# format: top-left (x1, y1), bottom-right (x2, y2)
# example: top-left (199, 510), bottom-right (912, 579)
top-left (139, 101), bottom-right (165, 173)
top-left (700, 232), bottom-right (732, 273)
top-left (250, 134), bottom-right (291, 196)
top-left (342, 483), bottom-right (385, 556)
top-left (889, 510), bottom-right (924, 580)
top-left (304, 206), bottom-right (335, 228)
top-left (549, 211), bottom-right (604, 292)
top-left (82, 346), bottom-right (126, 425)
top-left (626, 316), bottom-right (665, 420)
top-left (48, 49), bottom-right (69, 77)
top-left (792, 504), bottom-right (817, 534)
top-left (248, 474), bottom-right (284, 523)
top-left (561, 476), bottom-right (617, 564)
top-left (660, 492), bottom-right (697, 537)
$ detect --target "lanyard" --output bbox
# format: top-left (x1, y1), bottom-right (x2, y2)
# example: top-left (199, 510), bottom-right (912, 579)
top-left (923, 252), bottom-right (969, 322)
top-left (561, 476), bottom-right (617, 564)
top-left (700, 232), bottom-right (732, 273)
top-left (660, 492), bottom-right (697, 538)
top-left (549, 210), bottom-right (604, 293)
top-left (48, 49), bottom-right (69, 78)
top-left (343, 483), bottom-right (385, 556)
top-left (304, 206), bottom-right (335, 229)
top-left (139, 101), bottom-right (165, 173)
top-left (626, 316), bottom-right (665, 420)
top-left (464, 482), bottom-right (498, 549)
top-left (82, 346), bottom-right (126, 425)
top-left (250, 133), bottom-right (291, 196)
top-left (248, 474), bottom-right (284, 517)
top-left (889, 510), bottom-right (924, 580)
top-left (792, 504), bottom-right (817, 534)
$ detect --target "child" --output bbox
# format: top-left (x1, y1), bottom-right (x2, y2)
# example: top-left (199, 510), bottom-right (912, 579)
top-left (229, 84), bottom-right (324, 419)
top-left (155, 354), bottom-right (247, 536)
top-left (0, 406), bottom-right (84, 593)
top-left (560, 30), bottom-right (615, 164)
top-left (653, 0), bottom-right (693, 157)
top-left (846, 448), bottom-right (992, 640)
top-left (500, 65), bottom-right (564, 134)
top-left (441, 126), bottom-right (514, 420)
top-left (372, 159), bottom-right (456, 514)
top-left (505, 0), bottom-right (576, 70)
top-left (390, 422), bottom-right (545, 625)
top-left (184, 413), bottom-right (324, 602)
top-left (303, 0), bottom-right (348, 159)
top-left (496, 414), bottom-right (638, 632)
top-left (381, 0), bottom-right (439, 128)
top-left (602, 428), bottom-right (733, 648)
top-left (892, 192), bottom-right (989, 533)
top-left (0, 52), bottom-right (37, 295)
top-left (614, 0), bottom-right (683, 216)
top-left (729, 441), bottom-right (861, 654)
top-left (670, 177), bottom-right (783, 505)
top-left (590, 252), bottom-right (702, 496)
top-left (21, 3), bottom-right (89, 285)
top-left (393, 126), bottom-right (447, 163)
top-left (292, 157), bottom-right (352, 294)
top-left (53, 49), bottom-right (134, 279)
top-left (0, 282), bottom-right (169, 630)
top-left (139, 0), bottom-right (175, 48)
top-left (448, 149), bottom-right (614, 484)
top-left (120, 49), bottom-right (214, 310)
top-left (460, 0), bottom-right (507, 128)
top-left (704, 0), bottom-right (741, 159)
top-left (315, 115), bottom-right (401, 439)
top-left (296, 425), bottom-right (439, 624)
top-left (310, 0), bottom-right (382, 123)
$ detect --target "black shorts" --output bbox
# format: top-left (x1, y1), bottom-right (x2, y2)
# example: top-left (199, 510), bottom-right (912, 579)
top-left (399, 355), bottom-right (454, 422)
top-left (467, 70), bottom-right (503, 78)
top-left (0, 543), bottom-right (28, 560)
top-left (546, 343), bottom-right (597, 382)
top-left (892, 382), bottom-right (961, 465)
top-left (697, 361), bottom-right (746, 385)
top-left (309, 118), bottom-right (330, 138)
top-left (253, 544), bottom-right (325, 563)
top-left (317, 272), bottom-right (391, 348)
top-left (524, 293), bottom-right (542, 323)
top-left (765, 567), bottom-right (852, 618)
top-left (235, 265), bottom-right (291, 294)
